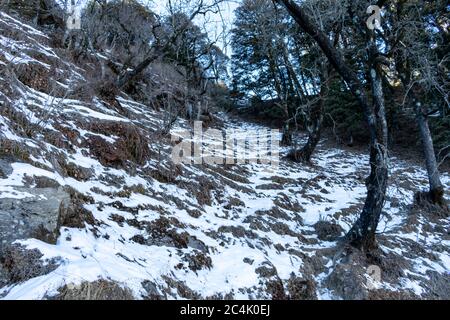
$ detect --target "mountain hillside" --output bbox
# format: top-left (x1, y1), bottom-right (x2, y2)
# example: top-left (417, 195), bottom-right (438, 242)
top-left (0, 9), bottom-right (449, 300)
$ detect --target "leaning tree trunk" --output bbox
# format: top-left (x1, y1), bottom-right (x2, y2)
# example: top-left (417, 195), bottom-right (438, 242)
top-left (289, 68), bottom-right (328, 163)
top-left (288, 91), bottom-right (324, 162)
top-left (414, 100), bottom-right (446, 206)
top-left (277, 0), bottom-right (389, 250)
top-left (394, 56), bottom-right (446, 207)
top-left (346, 58), bottom-right (389, 250)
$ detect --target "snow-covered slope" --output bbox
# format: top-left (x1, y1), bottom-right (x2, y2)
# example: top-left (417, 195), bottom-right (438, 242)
top-left (0, 12), bottom-right (449, 300)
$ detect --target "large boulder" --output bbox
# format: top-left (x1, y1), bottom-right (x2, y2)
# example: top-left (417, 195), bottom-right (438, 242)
top-left (325, 262), bottom-right (369, 300)
top-left (324, 251), bottom-right (371, 300)
top-left (0, 186), bottom-right (70, 254)
top-left (0, 186), bottom-right (70, 287)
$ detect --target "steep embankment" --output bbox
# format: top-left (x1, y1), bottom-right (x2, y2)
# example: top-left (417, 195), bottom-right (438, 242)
top-left (0, 12), bottom-right (449, 300)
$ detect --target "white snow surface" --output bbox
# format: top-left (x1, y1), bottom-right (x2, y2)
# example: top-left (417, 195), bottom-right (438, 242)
top-left (0, 11), bottom-right (449, 300)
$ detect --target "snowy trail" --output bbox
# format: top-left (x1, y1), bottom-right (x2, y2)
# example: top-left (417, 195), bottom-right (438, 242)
top-left (1, 105), bottom-right (449, 299)
top-left (1, 11), bottom-right (449, 300)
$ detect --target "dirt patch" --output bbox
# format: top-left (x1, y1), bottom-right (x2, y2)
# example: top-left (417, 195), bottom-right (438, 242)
top-left (224, 197), bottom-right (245, 210)
top-left (218, 225), bottom-right (258, 239)
top-left (110, 214), bottom-right (126, 227)
top-left (255, 207), bottom-right (291, 221)
top-left (147, 164), bottom-right (182, 183)
top-left (15, 62), bottom-right (52, 93)
top-left (273, 195), bottom-right (305, 215)
top-left (86, 122), bottom-right (150, 168)
top-left (95, 80), bottom-right (120, 106)
top-left (368, 289), bottom-right (420, 300)
top-left (209, 165), bottom-right (251, 184)
top-left (266, 279), bottom-right (287, 300)
top-left (162, 276), bottom-right (201, 299)
top-left (1, 245), bottom-right (60, 284)
top-left (267, 175), bottom-right (302, 186)
top-left (182, 251), bottom-right (213, 272)
top-left (314, 221), bottom-right (344, 241)
top-left (58, 188), bottom-right (96, 229)
top-left (178, 176), bottom-right (216, 207)
top-left (411, 194), bottom-right (450, 219)
top-left (256, 183), bottom-right (284, 190)
top-left (255, 262), bottom-right (286, 300)
top-left (286, 275), bottom-right (317, 300)
top-left (141, 217), bottom-right (195, 249)
top-left (54, 123), bottom-right (81, 147)
top-left (0, 139), bottom-right (31, 162)
top-left (187, 209), bottom-right (203, 218)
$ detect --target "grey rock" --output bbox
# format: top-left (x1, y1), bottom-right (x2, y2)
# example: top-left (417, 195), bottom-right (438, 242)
top-left (0, 159), bottom-right (13, 179)
top-left (187, 235), bottom-right (209, 253)
top-left (325, 263), bottom-right (369, 300)
top-left (142, 280), bottom-right (165, 300)
top-left (0, 187), bottom-right (70, 254)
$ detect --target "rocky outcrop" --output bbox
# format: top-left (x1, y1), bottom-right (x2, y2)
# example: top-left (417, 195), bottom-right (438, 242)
top-left (0, 159), bottom-right (13, 178)
top-left (324, 251), bottom-right (370, 300)
top-left (0, 187), bottom-right (71, 253)
top-left (0, 185), bottom-right (70, 286)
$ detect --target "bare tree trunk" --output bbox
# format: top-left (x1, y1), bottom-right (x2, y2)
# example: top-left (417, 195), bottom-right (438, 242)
top-left (116, 53), bottom-right (159, 89)
top-left (346, 47), bottom-right (389, 250)
top-left (281, 122), bottom-right (293, 146)
top-left (281, 102), bottom-right (293, 146)
top-left (394, 56), bottom-right (446, 207)
top-left (414, 100), bottom-right (446, 206)
top-left (267, 50), bottom-right (293, 147)
top-left (277, 0), bottom-right (389, 250)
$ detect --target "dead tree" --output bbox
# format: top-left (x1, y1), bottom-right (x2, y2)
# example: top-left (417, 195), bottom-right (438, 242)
top-left (116, 0), bottom-right (225, 89)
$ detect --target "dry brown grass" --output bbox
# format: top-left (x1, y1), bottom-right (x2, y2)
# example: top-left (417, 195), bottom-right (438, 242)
top-left (84, 121), bottom-right (151, 168)
top-left (53, 280), bottom-right (134, 300)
